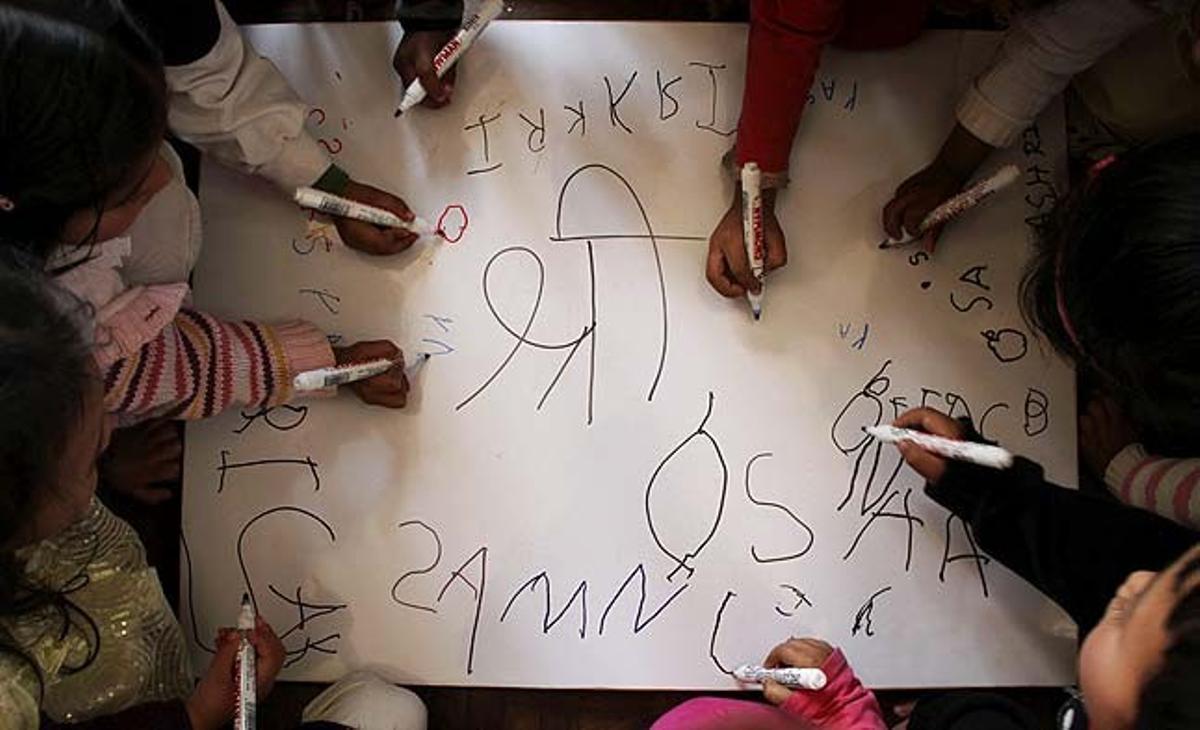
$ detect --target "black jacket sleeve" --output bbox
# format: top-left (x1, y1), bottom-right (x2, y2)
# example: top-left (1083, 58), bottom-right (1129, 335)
top-left (927, 456), bottom-right (1197, 634)
top-left (396, 0), bottom-right (464, 32)
top-left (41, 699), bottom-right (191, 729)
top-left (123, 0), bottom-right (221, 66)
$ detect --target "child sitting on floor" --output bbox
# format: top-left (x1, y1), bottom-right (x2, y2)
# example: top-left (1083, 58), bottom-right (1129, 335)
top-left (1019, 135), bottom-right (1200, 528)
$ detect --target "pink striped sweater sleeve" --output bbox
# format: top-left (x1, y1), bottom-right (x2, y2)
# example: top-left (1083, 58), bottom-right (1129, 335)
top-left (1106, 443), bottom-right (1200, 530)
top-left (779, 649), bottom-right (886, 729)
top-left (102, 308), bottom-right (334, 423)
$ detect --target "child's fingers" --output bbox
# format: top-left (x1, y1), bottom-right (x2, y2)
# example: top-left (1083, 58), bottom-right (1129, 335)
top-left (900, 202), bottom-right (929, 239)
top-left (389, 229), bottom-right (420, 253)
top-left (763, 227), bottom-right (788, 272)
top-left (136, 486), bottom-right (174, 505)
top-left (893, 407), bottom-right (963, 440)
top-left (706, 244), bottom-right (745, 298)
top-left (897, 441), bottom-right (948, 483)
top-left (761, 679), bottom-right (792, 706)
top-left (881, 193), bottom-right (912, 240)
top-left (765, 638), bottom-right (831, 669)
top-left (722, 237), bottom-right (758, 294)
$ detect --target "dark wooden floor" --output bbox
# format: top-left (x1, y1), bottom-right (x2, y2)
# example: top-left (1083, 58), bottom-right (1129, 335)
top-left (138, 2), bottom-right (1069, 728)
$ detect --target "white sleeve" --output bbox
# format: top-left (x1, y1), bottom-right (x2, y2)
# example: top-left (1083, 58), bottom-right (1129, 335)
top-left (956, 0), bottom-right (1157, 148)
top-left (163, 0), bottom-right (331, 191)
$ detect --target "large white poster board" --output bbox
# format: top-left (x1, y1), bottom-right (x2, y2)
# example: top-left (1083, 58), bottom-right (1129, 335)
top-left (183, 22), bottom-right (1077, 689)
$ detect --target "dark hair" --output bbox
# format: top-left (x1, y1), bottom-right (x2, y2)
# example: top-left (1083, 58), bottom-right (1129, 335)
top-left (1136, 550), bottom-right (1200, 729)
top-left (0, 0), bottom-right (166, 263)
top-left (1021, 135), bottom-right (1200, 455)
top-left (0, 253), bottom-right (98, 694)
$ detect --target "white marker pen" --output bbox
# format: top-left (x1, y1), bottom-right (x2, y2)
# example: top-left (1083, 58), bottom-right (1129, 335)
top-left (733, 664), bottom-right (828, 690)
top-left (294, 187), bottom-right (437, 238)
top-left (740, 162), bottom-right (765, 321)
top-left (234, 594), bottom-right (256, 730)
top-left (866, 425), bottom-right (1014, 470)
top-left (879, 164), bottom-right (1021, 248)
top-left (293, 352), bottom-right (430, 392)
top-left (394, 0), bottom-right (505, 116)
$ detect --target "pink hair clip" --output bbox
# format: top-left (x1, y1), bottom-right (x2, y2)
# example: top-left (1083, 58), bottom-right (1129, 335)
top-left (0, 195), bottom-right (13, 212)
top-left (1087, 154), bottom-right (1117, 180)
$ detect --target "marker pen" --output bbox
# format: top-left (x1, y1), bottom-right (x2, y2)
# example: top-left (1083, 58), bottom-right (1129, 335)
top-left (733, 664), bottom-right (828, 690)
top-left (293, 352), bottom-right (430, 392)
top-left (294, 187), bottom-right (437, 238)
top-left (234, 594), bottom-right (256, 730)
top-left (394, 0), bottom-right (505, 116)
top-left (879, 164), bottom-right (1021, 249)
top-left (866, 425), bottom-right (1014, 469)
top-left (741, 162), bottom-right (765, 321)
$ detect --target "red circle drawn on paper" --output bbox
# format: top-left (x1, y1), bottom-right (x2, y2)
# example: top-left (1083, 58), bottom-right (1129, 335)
top-left (436, 204), bottom-right (469, 243)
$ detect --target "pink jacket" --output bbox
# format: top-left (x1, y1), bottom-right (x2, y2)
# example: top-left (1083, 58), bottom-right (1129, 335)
top-left (652, 649), bottom-right (885, 730)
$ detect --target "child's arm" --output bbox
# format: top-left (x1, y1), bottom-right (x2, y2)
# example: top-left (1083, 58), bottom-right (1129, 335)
top-left (1106, 444), bottom-right (1200, 531)
top-left (957, 0), bottom-right (1155, 151)
top-left (101, 308), bottom-right (335, 423)
top-left (896, 408), bottom-right (1197, 634)
top-left (734, 0), bottom-right (845, 181)
top-left (145, 0), bottom-right (329, 192)
top-left (883, 0), bottom-right (1156, 240)
top-left (38, 702), bottom-right (191, 729)
top-left (394, 0), bottom-right (464, 109)
top-left (773, 646), bottom-right (886, 729)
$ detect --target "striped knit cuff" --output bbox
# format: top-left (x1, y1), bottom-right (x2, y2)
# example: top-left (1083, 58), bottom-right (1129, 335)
top-left (274, 320), bottom-right (336, 400)
top-left (1105, 442), bottom-right (1149, 495)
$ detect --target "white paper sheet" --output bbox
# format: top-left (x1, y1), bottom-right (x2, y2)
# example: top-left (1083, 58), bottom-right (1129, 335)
top-left (183, 22), bottom-right (1077, 689)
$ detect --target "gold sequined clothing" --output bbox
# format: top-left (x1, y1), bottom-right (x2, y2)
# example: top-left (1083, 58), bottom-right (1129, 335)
top-left (0, 499), bottom-right (191, 727)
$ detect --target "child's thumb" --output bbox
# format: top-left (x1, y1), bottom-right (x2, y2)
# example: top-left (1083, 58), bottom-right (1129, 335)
top-left (762, 678), bottom-right (792, 706)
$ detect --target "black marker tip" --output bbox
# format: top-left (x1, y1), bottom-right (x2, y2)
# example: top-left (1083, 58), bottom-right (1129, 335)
top-left (393, 108), bottom-right (403, 118)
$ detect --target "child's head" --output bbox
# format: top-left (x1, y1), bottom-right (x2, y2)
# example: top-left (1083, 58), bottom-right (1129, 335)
top-left (0, 256), bottom-right (110, 680)
top-left (1021, 134), bottom-right (1200, 454)
top-left (1079, 544), bottom-right (1200, 730)
top-left (0, 256), bottom-right (108, 550)
top-left (0, 1), bottom-right (168, 263)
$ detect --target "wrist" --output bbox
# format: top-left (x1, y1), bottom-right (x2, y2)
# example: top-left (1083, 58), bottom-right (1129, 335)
top-left (185, 696), bottom-right (216, 730)
top-left (934, 124), bottom-right (993, 183)
top-left (312, 164), bottom-right (351, 196)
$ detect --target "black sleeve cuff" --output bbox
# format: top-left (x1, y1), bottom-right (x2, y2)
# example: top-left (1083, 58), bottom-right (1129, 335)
top-left (396, 0), bottom-right (464, 32)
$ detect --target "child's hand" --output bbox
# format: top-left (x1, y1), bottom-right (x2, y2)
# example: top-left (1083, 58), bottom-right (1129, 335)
top-left (893, 408), bottom-right (966, 484)
top-left (335, 181), bottom-right (420, 256)
top-left (392, 29), bottom-right (457, 109)
top-left (100, 419), bottom-right (181, 505)
top-left (185, 617), bottom-right (286, 730)
top-left (761, 637), bottom-right (834, 706)
top-left (1080, 396), bottom-right (1138, 479)
top-left (881, 161), bottom-right (963, 250)
top-left (333, 341), bottom-right (410, 409)
top-left (706, 190), bottom-right (786, 298)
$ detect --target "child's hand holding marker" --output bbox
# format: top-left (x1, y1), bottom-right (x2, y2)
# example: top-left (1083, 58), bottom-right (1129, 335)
top-left (296, 183), bottom-right (435, 256)
top-left (393, 27), bottom-right (458, 110)
top-left (887, 408), bottom-right (974, 484)
top-left (878, 165), bottom-right (1021, 252)
top-left (326, 341), bottom-right (414, 409)
top-left (705, 175), bottom-right (786, 305)
top-left (882, 123), bottom-right (996, 252)
top-left (185, 615), bottom-right (284, 730)
top-left (757, 638), bottom-right (834, 706)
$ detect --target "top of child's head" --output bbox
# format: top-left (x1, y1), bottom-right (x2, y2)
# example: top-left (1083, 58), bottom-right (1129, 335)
top-left (1022, 134), bottom-right (1200, 454)
top-left (0, 0), bottom-right (168, 265)
top-left (0, 253), bottom-right (105, 553)
top-left (1080, 542), bottom-right (1200, 730)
